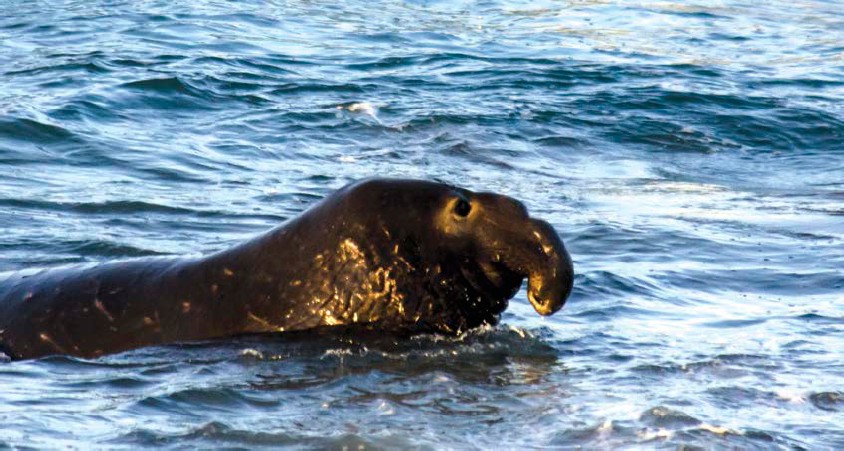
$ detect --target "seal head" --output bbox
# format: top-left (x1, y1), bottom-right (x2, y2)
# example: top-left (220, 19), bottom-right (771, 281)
top-left (320, 179), bottom-right (575, 333)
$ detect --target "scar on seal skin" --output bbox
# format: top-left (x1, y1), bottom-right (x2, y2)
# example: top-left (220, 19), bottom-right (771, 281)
top-left (0, 179), bottom-right (574, 360)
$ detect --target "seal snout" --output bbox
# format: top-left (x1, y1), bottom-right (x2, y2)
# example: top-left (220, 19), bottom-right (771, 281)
top-left (470, 190), bottom-right (573, 317)
top-left (517, 218), bottom-right (572, 316)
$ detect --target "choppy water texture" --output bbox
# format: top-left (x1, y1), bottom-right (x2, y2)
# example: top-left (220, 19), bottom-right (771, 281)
top-left (1, 0), bottom-right (842, 448)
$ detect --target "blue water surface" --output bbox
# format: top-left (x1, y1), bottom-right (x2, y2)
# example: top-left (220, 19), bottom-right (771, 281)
top-left (1, 0), bottom-right (842, 448)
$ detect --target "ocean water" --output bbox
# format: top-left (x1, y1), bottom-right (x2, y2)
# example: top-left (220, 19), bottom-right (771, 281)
top-left (1, 0), bottom-right (842, 448)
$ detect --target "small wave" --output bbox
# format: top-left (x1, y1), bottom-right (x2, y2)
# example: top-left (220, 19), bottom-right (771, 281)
top-left (574, 270), bottom-right (660, 299)
top-left (549, 419), bottom-right (620, 447)
top-left (0, 117), bottom-right (79, 144)
top-left (0, 198), bottom-right (252, 221)
top-left (114, 77), bottom-right (216, 110)
top-left (132, 387), bottom-right (279, 415)
top-left (531, 134), bottom-right (590, 148)
top-left (698, 318), bottom-right (769, 328)
top-left (676, 425), bottom-right (785, 448)
top-left (269, 82), bottom-right (372, 96)
top-left (56, 239), bottom-right (168, 258)
top-left (794, 313), bottom-right (844, 325)
top-left (114, 75), bottom-right (268, 111)
top-left (119, 422), bottom-right (413, 449)
top-left (640, 406), bottom-right (701, 428)
top-left (60, 375), bottom-right (155, 391)
top-left (43, 92), bottom-right (129, 124)
top-left (4, 60), bottom-right (110, 79)
top-left (117, 421), bottom-right (303, 447)
top-left (0, 198), bottom-right (180, 215)
top-left (631, 353), bottom-right (777, 379)
top-left (122, 77), bottom-right (195, 94)
top-left (705, 386), bottom-right (803, 409)
top-left (344, 55), bottom-right (427, 71)
top-left (809, 391), bottom-right (843, 412)
top-left (653, 268), bottom-right (844, 297)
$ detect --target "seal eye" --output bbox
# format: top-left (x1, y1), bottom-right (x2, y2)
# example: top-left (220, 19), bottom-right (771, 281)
top-left (454, 199), bottom-right (471, 218)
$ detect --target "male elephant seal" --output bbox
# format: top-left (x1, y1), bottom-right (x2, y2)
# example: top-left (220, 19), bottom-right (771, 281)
top-left (0, 179), bottom-right (574, 360)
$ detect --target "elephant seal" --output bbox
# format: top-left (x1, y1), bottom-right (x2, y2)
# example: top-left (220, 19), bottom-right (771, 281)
top-left (0, 179), bottom-right (574, 360)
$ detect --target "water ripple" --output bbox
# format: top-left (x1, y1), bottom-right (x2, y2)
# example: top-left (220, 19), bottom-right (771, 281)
top-left (1, 0), bottom-right (842, 448)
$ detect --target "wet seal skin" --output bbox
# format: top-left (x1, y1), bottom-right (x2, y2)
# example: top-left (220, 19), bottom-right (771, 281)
top-left (0, 179), bottom-right (574, 360)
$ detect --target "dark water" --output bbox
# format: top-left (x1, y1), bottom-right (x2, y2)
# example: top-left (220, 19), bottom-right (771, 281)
top-left (1, 0), bottom-right (842, 448)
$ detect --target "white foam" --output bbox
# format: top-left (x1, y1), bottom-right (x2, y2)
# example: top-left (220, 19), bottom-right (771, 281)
top-left (337, 102), bottom-right (384, 126)
top-left (636, 428), bottom-right (674, 441)
top-left (775, 390), bottom-right (806, 404)
top-left (239, 348), bottom-right (264, 359)
top-left (699, 423), bottom-right (735, 435)
top-left (376, 400), bottom-right (395, 416)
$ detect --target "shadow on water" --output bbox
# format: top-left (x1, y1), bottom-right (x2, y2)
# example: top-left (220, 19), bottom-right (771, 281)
top-left (86, 325), bottom-right (563, 388)
top-left (238, 325), bottom-right (560, 386)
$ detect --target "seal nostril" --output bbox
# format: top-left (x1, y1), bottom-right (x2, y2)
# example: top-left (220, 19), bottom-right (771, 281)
top-left (454, 199), bottom-right (471, 217)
